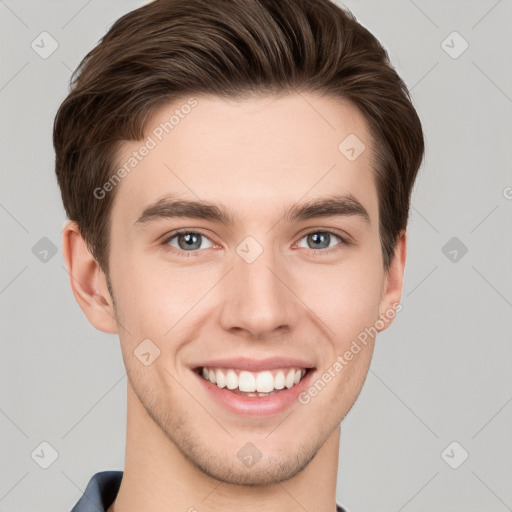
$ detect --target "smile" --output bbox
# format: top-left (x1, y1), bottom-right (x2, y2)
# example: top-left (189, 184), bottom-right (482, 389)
top-left (199, 367), bottom-right (308, 397)
top-left (192, 360), bottom-right (316, 417)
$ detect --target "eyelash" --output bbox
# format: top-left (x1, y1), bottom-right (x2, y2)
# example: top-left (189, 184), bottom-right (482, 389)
top-left (161, 228), bottom-right (352, 258)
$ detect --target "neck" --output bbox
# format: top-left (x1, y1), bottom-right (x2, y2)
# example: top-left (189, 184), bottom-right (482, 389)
top-left (110, 383), bottom-right (341, 512)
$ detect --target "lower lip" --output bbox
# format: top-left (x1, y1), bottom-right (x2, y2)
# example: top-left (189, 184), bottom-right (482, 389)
top-left (193, 369), bottom-right (316, 417)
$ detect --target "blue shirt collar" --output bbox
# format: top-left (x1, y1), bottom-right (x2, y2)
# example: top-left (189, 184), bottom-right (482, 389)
top-left (70, 470), bottom-right (348, 512)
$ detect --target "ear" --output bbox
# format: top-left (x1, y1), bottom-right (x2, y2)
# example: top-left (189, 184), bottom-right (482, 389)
top-left (62, 220), bottom-right (118, 334)
top-left (376, 229), bottom-right (407, 333)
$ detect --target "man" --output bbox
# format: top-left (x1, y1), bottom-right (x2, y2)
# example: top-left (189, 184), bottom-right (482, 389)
top-left (54, 0), bottom-right (424, 510)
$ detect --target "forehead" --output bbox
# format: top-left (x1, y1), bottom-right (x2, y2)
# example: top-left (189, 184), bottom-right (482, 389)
top-left (110, 93), bottom-right (379, 228)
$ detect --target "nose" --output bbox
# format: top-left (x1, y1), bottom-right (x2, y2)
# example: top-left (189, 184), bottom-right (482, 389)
top-left (218, 241), bottom-right (299, 338)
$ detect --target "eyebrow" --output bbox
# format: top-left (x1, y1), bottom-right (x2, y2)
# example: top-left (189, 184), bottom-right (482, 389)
top-left (134, 193), bottom-right (370, 227)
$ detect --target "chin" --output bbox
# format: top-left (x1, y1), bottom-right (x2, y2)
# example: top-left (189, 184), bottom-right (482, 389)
top-left (186, 447), bottom-right (318, 486)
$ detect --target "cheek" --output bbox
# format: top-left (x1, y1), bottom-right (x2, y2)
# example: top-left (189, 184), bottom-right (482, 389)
top-left (304, 256), bottom-right (384, 341)
top-left (111, 255), bottom-right (213, 341)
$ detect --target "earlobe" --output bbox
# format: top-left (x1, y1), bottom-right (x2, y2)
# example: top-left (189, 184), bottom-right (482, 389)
top-left (62, 221), bottom-right (118, 334)
top-left (377, 229), bottom-right (407, 332)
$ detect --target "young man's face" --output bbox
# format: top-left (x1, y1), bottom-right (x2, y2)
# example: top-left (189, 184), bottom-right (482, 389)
top-left (78, 93), bottom-right (405, 485)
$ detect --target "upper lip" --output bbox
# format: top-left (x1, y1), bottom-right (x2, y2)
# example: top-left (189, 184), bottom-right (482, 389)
top-left (192, 357), bottom-right (315, 372)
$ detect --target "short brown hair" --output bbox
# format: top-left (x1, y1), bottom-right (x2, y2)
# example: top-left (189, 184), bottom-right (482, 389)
top-left (54, 0), bottom-right (424, 274)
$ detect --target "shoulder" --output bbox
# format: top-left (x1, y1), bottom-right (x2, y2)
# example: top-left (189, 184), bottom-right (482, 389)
top-left (70, 471), bottom-right (123, 512)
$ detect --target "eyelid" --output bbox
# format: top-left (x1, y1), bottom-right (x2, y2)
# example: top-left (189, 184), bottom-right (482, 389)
top-left (162, 227), bottom-right (213, 242)
top-left (296, 227), bottom-right (352, 245)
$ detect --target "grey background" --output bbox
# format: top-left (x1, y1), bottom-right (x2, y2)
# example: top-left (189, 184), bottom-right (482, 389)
top-left (1, 0), bottom-right (511, 511)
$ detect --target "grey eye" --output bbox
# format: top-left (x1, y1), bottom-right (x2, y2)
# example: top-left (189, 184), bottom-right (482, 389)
top-left (168, 232), bottom-right (213, 251)
top-left (298, 232), bottom-right (342, 250)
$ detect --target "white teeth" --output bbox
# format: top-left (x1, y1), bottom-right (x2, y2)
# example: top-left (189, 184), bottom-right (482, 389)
top-left (285, 369), bottom-right (295, 389)
top-left (274, 371), bottom-right (285, 390)
top-left (239, 371), bottom-right (256, 392)
top-left (226, 369), bottom-right (238, 390)
top-left (215, 369), bottom-right (226, 388)
top-left (200, 366), bottom-right (308, 393)
top-left (256, 371), bottom-right (274, 393)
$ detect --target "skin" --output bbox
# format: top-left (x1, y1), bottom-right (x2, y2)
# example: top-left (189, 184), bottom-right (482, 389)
top-left (62, 93), bottom-right (406, 512)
